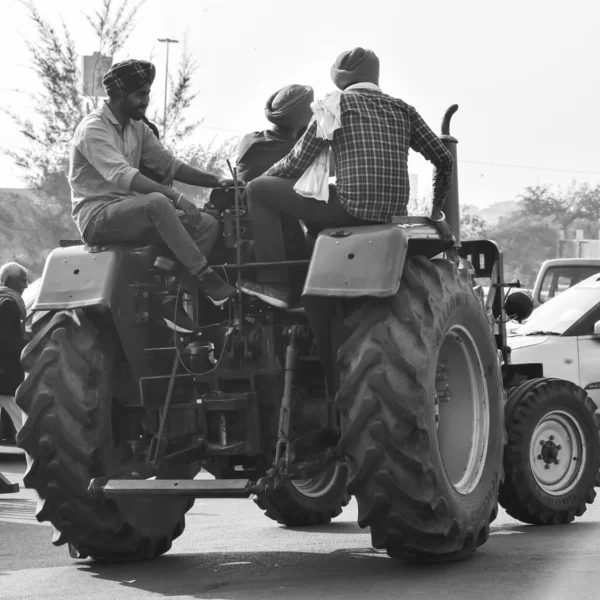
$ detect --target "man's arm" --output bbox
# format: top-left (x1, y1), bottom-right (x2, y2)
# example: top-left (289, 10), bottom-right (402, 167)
top-left (409, 108), bottom-right (454, 215)
top-left (266, 121), bottom-right (326, 178)
top-left (140, 125), bottom-right (224, 188)
top-left (173, 164), bottom-right (221, 188)
top-left (129, 172), bottom-right (180, 201)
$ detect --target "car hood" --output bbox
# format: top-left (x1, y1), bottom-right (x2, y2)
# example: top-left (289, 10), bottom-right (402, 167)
top-left (508, 335), bottom-right (550, 350)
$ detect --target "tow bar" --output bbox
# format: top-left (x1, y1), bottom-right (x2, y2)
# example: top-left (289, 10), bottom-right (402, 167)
top-left (99, 478), bottom-right (257, 499)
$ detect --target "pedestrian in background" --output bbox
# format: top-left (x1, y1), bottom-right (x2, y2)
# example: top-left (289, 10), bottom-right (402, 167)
top-left (0, 261), bottom-right (28, 494)
top-left (0, 262), bottom-right (28, 397)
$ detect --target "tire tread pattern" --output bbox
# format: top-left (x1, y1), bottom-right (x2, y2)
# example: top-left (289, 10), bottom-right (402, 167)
top-left (499, 378), bottom-right (600, 524)
top-left (336, 257), bottom-right (503, 559)
top-left (16, 309), bottom-right (190, 561)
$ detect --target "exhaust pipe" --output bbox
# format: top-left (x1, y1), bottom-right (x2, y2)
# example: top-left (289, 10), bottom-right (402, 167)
top-left (440, 104), bottom-right (460, 247)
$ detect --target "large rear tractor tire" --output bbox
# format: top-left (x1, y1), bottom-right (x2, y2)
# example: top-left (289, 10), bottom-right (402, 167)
top-left (336, 256), bottom-right (504, 561)
top-left (16, 309), bottom-right (194, 562)
top-left (499, 378), bottom-right (600, 524)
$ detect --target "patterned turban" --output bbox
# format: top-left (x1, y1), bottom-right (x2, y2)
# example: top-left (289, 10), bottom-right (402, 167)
top-left (330, 47), bottom-right (380, 91)
top-left (265, 84), bottom-right (315, 130)
top-left (102, 59), bottom-right (156, 97)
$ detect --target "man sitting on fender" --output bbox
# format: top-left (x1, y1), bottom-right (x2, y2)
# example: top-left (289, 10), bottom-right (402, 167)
top-left (238, 47), bottom-right (454, 310)
top-left (69, 59), bottom-right (236, 306)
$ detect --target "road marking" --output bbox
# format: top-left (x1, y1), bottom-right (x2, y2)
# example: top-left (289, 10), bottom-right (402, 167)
top-left (0, 498), bottom-right (48, 526)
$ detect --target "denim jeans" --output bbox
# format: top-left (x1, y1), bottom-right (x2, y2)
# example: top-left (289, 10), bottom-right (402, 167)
top-left (245, 176), bottom-right (371, 286)
top-left (83, 193), bottom-right (219, 276)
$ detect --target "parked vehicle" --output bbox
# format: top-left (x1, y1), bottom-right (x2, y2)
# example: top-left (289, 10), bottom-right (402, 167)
top-left (532, 258), bottom-right (600, 307)
top-left (510, 272), bottom-right (600, 408)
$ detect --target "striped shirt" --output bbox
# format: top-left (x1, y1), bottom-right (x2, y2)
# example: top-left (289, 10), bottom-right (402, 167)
top-left (266, 89), bottom-right (453, 222)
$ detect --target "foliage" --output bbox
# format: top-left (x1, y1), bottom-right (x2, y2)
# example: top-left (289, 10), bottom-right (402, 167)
top-left (2, 0), bottom-right (236, 274)
top-left (151, 42), bottom-right (201, 148)
top-left (407, 195), bottom-right (489, 241)
top-left (518, 182), bottom-right (600, 231)
top-left (173, 137), bottom-right (240, 205)
top-left (460, 205), bottom-right (487, 240)
top-left (486, 212), bottom-right (559, 287)
top-left (0, 190), bottom-right (76, 277)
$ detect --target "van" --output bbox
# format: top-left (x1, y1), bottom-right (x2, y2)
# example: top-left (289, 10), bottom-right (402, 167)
top-left (532, 258), bottom-right (600, 307)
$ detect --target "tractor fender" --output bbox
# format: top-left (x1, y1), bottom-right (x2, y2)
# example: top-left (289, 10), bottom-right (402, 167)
top-left (33, 245), bottom-right (123, 310)
top-left (302, 225), bottom-right (408, 298)
top-left (32, 245), bottom-right (150, 388)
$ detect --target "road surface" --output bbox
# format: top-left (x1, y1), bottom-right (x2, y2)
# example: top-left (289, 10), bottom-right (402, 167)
top-left (1, 452), bottom-right (599, 600)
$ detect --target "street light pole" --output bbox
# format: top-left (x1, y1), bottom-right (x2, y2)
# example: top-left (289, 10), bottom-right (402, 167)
top-left (157, 37), bottom-right (179, 141)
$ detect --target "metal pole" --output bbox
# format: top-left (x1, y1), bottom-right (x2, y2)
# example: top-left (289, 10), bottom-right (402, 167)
top-left (157, 37), bottom-right (180, 141)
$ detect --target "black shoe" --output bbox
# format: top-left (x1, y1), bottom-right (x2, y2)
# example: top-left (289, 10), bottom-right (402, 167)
top-left (158, 297), bottom-right (198, 334)
top-left (237, 280), bottom-right (290, 310)
top-left (197, 268), bottom-right (237, 306)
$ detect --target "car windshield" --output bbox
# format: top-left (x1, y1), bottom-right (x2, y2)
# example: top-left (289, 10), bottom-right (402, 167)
top-left (539, 265), bottom-right (600, 303)
top-left (514, 284), bottom-right (600, 336)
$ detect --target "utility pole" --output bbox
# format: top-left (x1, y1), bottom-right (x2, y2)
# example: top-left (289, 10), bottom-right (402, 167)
top-left (157, 37), bottom-right (179, 141)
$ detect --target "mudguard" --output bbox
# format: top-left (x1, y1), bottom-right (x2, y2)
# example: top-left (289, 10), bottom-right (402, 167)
top-left (32, 244), bottom-right (160, 390)
top-left (33, 245), bottom-right (123, 310)
top-left (302, 225), bottom-right (408, 298)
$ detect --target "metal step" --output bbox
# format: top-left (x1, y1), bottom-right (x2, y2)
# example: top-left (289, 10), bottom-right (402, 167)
top-left (102, 478), bottom-right (253, 499)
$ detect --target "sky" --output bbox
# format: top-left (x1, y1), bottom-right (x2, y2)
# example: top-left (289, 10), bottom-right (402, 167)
top-left (2, 0), bottom-right (600, 209)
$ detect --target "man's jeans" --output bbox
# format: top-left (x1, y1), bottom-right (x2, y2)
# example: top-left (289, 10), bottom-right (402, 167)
top-left (83, 194), bottom-right (219, 276)
top-left (245, 176), bottom-right (371, 287)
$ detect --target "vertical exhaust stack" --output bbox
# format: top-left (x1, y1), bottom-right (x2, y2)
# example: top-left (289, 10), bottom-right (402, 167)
top-left (440, 104), bottom-right (460, 247)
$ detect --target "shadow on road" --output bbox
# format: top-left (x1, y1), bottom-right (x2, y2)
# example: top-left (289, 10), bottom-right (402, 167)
top-left (284, 521), bottom-right (367, 535)
top-left (78, 521), bottom-right (600, 599)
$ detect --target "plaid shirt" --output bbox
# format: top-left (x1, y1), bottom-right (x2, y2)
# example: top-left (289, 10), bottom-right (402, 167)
top-left (266, 89), bottom-right (453, 222)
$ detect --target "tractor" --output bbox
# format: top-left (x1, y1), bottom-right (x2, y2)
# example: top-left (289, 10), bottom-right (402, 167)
top-left (16, 105), bottom-right (600, 563)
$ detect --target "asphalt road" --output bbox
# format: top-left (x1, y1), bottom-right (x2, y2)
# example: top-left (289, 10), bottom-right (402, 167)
top-left (2, 451), bottom-right (600, 600)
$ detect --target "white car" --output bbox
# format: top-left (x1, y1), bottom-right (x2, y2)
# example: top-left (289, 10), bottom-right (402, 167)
top-left (509, 273), bottom-right (600, 407)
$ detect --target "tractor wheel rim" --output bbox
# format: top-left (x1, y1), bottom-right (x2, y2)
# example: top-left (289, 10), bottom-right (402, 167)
top-left (529, 410), bottom-right (586, 495)
top-left (436, 324), bottom-right (490, 495)
top-left (291, 463), bottom-right (343, 499)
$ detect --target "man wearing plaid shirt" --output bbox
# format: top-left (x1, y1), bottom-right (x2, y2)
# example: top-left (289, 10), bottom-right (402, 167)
top-left (238, 47), bottom-right (454, 310)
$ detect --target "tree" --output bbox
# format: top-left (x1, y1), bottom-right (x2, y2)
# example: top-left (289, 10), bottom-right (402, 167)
top-left (518, 182), bottom-right (600, 231)
top-left (460, 205), bottom-right (488, 240)
top-left (486, 212), bottom-right (559, 287)
top-left (5, 0), bottom-right (147, 193)
top-left (2, 0), bottom-right (237, 274)
top-left (407, 195), bottom-right (488, 240)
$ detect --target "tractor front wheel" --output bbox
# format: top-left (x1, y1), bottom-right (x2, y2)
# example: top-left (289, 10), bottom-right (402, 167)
top-left (499, 378), bottom-right (600, 524)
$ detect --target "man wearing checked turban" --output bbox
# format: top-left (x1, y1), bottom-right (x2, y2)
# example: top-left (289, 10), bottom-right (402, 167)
top-left (69, 59), bottom-right (236, 307)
